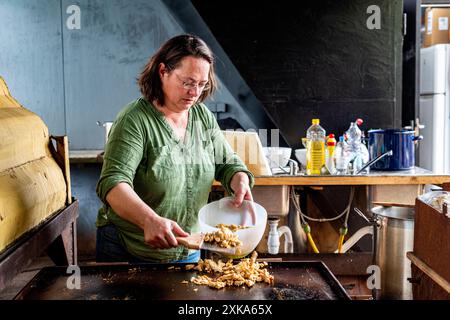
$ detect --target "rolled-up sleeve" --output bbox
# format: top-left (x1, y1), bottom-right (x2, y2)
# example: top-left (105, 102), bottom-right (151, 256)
top-left (96, 114), bottom-right (144, 204)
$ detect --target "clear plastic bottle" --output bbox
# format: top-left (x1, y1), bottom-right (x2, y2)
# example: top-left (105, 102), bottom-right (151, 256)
top-left (334, 136), bottom-right (348, 175)
top-left (344, 119), bottom-right (369, 174)
top-left (306, 119), bottom-right (326, 175)
top-left (345, 119), bottom-right (363, 148)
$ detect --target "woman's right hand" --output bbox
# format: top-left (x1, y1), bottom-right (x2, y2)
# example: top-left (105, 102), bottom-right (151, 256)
top-left (143, 214), bottom-right (189, 249)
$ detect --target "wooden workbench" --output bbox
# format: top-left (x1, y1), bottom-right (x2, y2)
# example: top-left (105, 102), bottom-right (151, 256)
top-left (214, 167), bottom-right (450, 186)
top-left (213, 167), bottom-right (450, 208)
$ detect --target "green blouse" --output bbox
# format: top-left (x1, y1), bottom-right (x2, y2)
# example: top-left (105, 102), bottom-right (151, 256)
top-left (96, 97), bottom-right (254, 262)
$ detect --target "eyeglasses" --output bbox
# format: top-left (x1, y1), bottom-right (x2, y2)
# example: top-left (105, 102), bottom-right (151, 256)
top-left (174, 73), bottom-right (210, 92)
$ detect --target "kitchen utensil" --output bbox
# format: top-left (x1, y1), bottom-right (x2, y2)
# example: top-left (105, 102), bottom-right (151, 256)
top-left (295, 148), bottom-right (307, 169)
top-left (368, 129), bottom-right (423, 170)
top-left (263, 147), bottom-right (292, 169)
top-left (372, 205), bottom-right (415, 299)
top-left (198, 197), bottom-right (267, 258)
top-left (353, 207), bottom-right (372, 223)
top-left (176, 233), bottom-right (241, 256)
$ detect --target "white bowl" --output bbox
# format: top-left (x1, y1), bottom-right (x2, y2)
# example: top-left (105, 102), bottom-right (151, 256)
top-left (198, 197), bottom-right (267, 258)
top-left (295, 148), bottom-right (307, 167)
top-left (262, 147), bottom-right (292, 168)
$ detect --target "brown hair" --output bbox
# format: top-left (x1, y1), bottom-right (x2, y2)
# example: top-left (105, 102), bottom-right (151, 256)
top-left (138, 34), bottom-right (217, 106)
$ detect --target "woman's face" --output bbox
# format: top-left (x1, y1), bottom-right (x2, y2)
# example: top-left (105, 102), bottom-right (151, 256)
top-left (160, 56), bottom-right (210, 112)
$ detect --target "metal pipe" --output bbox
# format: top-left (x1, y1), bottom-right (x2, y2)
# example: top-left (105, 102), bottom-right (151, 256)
top-left (355, 150), bottom-right (393, 175)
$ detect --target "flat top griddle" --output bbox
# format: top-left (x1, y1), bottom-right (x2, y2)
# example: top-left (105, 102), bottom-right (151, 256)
top-left (14, 261), bottom-right (350, 300)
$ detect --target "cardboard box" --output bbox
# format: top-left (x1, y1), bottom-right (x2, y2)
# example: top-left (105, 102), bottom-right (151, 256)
top-left (423, 7), bottom-right (450, 48)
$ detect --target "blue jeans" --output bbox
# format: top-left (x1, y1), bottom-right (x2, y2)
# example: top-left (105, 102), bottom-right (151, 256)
top-left (96, 224), bottom-right (200, 263)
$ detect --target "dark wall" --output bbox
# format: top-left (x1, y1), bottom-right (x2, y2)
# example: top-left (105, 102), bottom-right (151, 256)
top-left (192, 0), bottom-right (404, 148)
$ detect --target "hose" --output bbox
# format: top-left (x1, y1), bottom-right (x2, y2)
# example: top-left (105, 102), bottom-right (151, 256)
top-left (303, 223), bottom-right (320, 253)
top-left (291, 186), bottom-right (354, 253)
top-left (307, 233), bottom-right (320, 253)
top-left (337, 225), bottom-right (348, 254)
top-left (290, 187), bottom-right (355, 222)
top-left (338, 197), bottom-right (351, 253)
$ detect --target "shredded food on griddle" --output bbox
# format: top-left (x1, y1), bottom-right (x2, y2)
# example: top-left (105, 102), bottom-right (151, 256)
top-left (189, 251), bottom-right (274, 289)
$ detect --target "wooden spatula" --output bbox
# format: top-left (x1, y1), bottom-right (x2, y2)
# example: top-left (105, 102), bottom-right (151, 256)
top-left (176, 233), bottom-right (241, 256)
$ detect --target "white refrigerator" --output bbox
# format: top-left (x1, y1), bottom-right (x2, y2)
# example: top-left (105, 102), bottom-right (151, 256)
top-left (419, 44), bottom-right (450, 174)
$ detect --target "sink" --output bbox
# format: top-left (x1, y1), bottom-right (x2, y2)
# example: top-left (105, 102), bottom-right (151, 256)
top-left (252, 185), bottom-right (290, 216)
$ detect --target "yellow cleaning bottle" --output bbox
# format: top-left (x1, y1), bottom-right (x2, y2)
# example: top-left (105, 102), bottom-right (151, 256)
top-left (306, 119), bottom-right (326, 175)
top-left (326, 134), bottom-right (337, 174)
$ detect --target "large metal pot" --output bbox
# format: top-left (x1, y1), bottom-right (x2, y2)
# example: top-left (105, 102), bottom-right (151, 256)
top-left (368, 129), bottom-right (422, 170)
top-left (372, 206), bottom-right (414, 300)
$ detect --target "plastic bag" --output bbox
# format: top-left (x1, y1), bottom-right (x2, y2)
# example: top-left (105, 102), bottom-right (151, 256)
top-left (418, 191), bottom-right (450, 214)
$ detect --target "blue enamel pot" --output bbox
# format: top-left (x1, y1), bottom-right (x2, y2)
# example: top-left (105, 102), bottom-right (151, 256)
top-left (368, 129), bottom-right (422, 171)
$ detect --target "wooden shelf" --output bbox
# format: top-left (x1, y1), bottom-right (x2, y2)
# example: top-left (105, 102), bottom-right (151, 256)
top-left (69, 150), bottom-right (104, 163)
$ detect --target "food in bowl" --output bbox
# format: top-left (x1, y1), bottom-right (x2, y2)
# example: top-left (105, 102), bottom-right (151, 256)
top-left (203, 224), bottom-right (243, 248)
top-left (189, 251), bottom-right (274, 289)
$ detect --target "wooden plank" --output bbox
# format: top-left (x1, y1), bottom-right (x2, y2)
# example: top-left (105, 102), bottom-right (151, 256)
top-left (407, 252), bottom-right (450, 294)
top-left (413, 199), bottom-right (450, 282)
top-left (371, 185), bottom-right (422, 206)
top-left (411, 264), bottom-right (450, 300)
top-left (0, 200), bottom-right (79, 290)
top-left (50, 136), bottom-right (72, 205)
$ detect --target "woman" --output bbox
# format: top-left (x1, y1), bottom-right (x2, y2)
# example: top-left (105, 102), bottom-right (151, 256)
top-left (95, 34), bottom-right (254, 263)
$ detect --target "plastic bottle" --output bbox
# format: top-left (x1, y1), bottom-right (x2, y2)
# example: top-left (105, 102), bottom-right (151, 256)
top-left (326, 134), bottom-right (336, 174)
top-left (334, 136), bottom-right (348, 175)
top-left (306, 119), bottom-right (326, 175)
top-left (345, 119), bottom-right (369, 174)
top-left (345, 119), bottom-right (363, 148)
